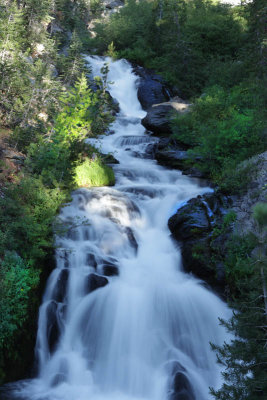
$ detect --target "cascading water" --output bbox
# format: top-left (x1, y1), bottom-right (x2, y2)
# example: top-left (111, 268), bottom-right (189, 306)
top-left (6, 57), bottom-right (231, 400)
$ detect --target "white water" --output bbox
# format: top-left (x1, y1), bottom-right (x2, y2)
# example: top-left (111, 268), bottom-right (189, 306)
top-left (11, 57), bottom-right (231, 400)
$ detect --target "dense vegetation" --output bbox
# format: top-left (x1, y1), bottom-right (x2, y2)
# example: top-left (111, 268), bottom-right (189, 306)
top-left (0, 0), bottom-right (266, 397)
top-left (94, 0), bottom-right (266, 189)
top-left (0, 0), bottom-right (115, 383)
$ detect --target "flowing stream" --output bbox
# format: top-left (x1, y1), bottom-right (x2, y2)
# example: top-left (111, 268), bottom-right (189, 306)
top-left (8, 57), bottom-right (231, 400)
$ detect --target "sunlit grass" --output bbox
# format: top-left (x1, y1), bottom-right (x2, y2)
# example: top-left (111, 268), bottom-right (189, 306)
top-left (74, 157), bottom-right (115, 187)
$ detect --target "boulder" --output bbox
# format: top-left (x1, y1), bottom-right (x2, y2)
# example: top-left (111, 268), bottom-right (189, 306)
top-left (142, 104), bottom-right (174, 135)
top-left (166, 361), bottom-right (195, 400)
top-left (171, 372), bottom-right (195, 400)
top-left (168, 193), bottom-right (231, 290)
top-left (133, 65), bottom-right (172, 110)
top-left (142, 98), bottom-right (191, 136)
top-left (85, 273), bottom-right (108, 293)
top-left (85, 253), bottom-right (97, 268)
top-left (101, 257), bottom-right (119, 276)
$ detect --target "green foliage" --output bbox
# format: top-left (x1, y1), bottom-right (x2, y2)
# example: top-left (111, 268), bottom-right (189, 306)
top-left (26, 73), bottom-right (113, 187)
top-left (0, 177), bottom-right (66, 262)
top-left (74, 157), bottom-right (115, 187)
top-left (253, 202), bottom-right (267, 229)
top-left (171, 83), bottom-right (266, 188)
top-left (211, 207), bottom-right (267, 399)
top-left (94, 0), bottom-right (247, 96)
top-left (0, 252), bottom-right (40, 348)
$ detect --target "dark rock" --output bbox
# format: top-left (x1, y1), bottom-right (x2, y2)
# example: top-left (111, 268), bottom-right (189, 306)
top-left (52, 269), bottom-right (69, 303)
top-left (102, 153), bottom-right (120, 164)
top-left (85, 273), bottom-right (108, 293)
top-left (46, 301), bottom-right (60, 353)
top-left (142, 104), bottom-right (174, 135)
top-left (101, 259), bottom-right (119, 276)
top-left (133, 65), bottom-right (172, 110)
top-left (166, 361), bottom-right (195, 400)
top-left (144, 143), bottom-right (157, 159)
top-left (168, 193), bottom-right (232, 291)
top-left (182, 167), bottom-right (207, 179)
top-left (85, 253), bottom-right (97, 268)
top-left (155, 149), bottom-right (190, 170)
top-left (125, 227), bottom-right (138, 253)
top-left (171, 372), bottom-right (195, 400)
top-left (168, 197), bottom-right (211, 241)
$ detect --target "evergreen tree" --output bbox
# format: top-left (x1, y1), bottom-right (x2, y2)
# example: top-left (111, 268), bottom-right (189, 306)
top-left (211, 204), bottom-right (267, 400)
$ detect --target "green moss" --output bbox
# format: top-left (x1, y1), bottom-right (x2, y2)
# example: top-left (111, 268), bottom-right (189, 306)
top-left (74, 157), bottom-right (115, 187)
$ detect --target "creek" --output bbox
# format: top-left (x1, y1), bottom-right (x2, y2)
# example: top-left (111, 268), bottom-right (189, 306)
top-left (6, 56), bottom-right (231, 400)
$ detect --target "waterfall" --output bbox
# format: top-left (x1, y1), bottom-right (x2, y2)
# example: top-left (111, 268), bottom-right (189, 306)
top-left (7, 57), bottom-right (231, 400)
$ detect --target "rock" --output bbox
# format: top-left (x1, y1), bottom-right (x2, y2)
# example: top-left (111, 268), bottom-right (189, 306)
top-left (168, 197), bottom-right (211, 241)
top-left (102, 153), bottom-right (120, 164)
top-left (142, 98), bottom-right (191, 136)
top-left (104, 0), bottom-right (124, 9)
top-left (52, 269), bottom-right (69, 303)
top-left (125, 226), bottom-right (138, 253)
top-left (133, 65), bottom-right (172, 110)
top-left (46, 301), bottom-right (60, 353)
top-left (85, 273), bottom-right (108, 293)
top-left (166, 361), bottom-right (195, 400)
top-left (232, 151), bottom-right (267, 234)
top-left (101, 259), bottom-right (119, 276)
top-left (155, 149), bottom-right (190, 170)
top-left (2, 149), bottom-right (26, 161)
top-left (171, 372), bottom-right (195, 400)
top-left (85, 253), bottom-right (97, 268)
top-left (168, 193), bottom-right (231, 290)
top-left (142, 104), bottom-right (174, 135)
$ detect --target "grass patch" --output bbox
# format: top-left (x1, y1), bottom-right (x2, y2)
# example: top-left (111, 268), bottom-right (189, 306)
top-left (74, 157), bottom-right (115, 187)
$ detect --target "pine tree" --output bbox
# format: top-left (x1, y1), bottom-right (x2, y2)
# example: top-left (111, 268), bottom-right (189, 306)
top-left (211, 204), bottom-right (267, 400)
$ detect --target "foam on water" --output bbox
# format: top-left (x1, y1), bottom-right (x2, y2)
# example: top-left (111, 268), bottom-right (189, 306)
top-left (6, 56), bottom-right (231, 400)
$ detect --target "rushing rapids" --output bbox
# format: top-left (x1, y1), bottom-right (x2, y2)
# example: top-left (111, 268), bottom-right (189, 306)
top-left (5, 57), bottom-right (231, 400)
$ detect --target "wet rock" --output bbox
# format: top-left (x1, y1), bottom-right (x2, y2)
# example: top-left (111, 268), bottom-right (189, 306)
top-left (168, 193), bottom-right (231, 290)
top-left (125, 227), bottom-right (138, 253)
top-left (168, 197), bottom-right (211, 241)
top-left (50, 373), bottom-right (67, 387)
top-left (53, 269), bottom-right (69, 303)
top-left (85, 253), bottom-right (97, 268)
top-left (144, 143), bottom-right (157, 158)
top-left (46, 301), bottom-right (60, 353)
top-left (171, 372), bottom-right (195, 400)
top-left (133, 65), bottom-right (172, 110)
top-left (101, 259), bottom-right (119, 276)
top-left (155, 149), bottom-right (190, 170)
top-left (85, 273), bottom-right (108, 293)
top-left (166, 361), bottom-right (195, 400)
